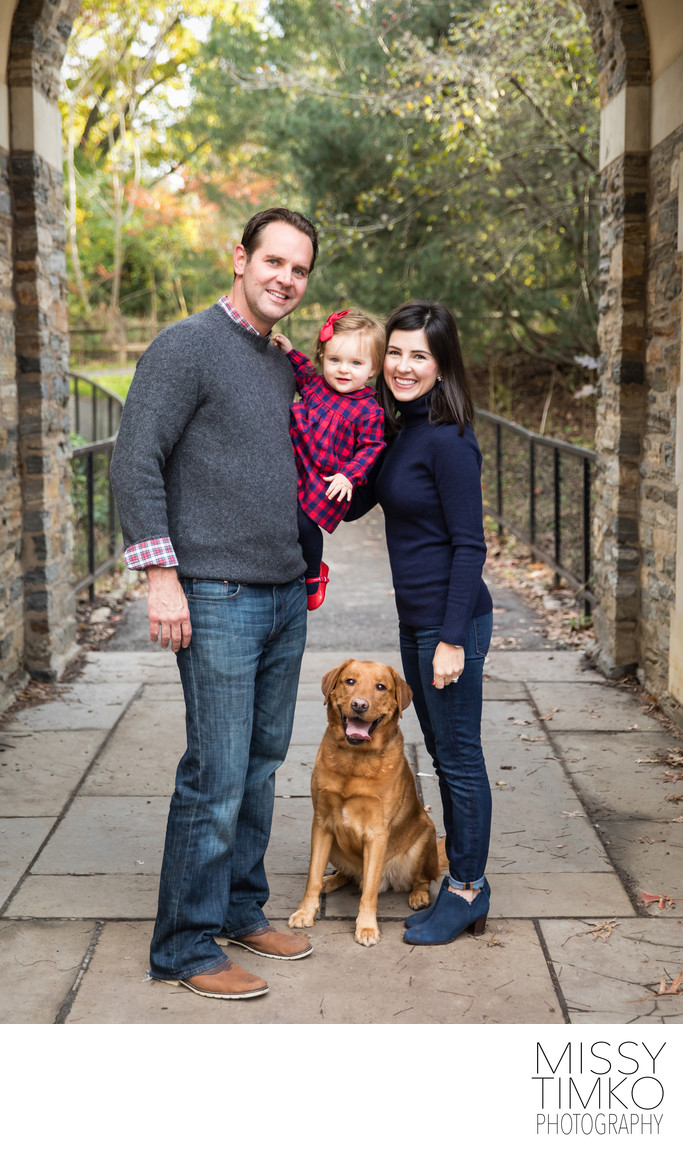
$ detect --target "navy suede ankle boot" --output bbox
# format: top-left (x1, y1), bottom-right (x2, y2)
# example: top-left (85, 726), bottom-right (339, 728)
top-left (405, 876), bottom-right (490, 928)
top-left (403, 880), bottom-right (490, 946)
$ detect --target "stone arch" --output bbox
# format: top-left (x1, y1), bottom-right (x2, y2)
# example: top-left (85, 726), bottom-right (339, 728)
top-left (0, 0), bottom-right (682, 714)
top-left (0, 0), bottom-right (80, 704)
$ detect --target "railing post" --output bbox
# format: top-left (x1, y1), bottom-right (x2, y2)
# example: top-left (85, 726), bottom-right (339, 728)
top-left (496, 422), bottom-right (503, 538)
top-left (529, 438), bottom-right (536, 546)
top-left (553, 446), bottom-right (561, 589)
top-left (86, 451), bottom-right (95, 604)
top-left (583, 456), bottom-right (592, 615)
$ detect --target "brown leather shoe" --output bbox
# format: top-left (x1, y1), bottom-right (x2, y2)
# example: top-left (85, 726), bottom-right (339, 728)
top-left (216, 924), bottom-right (313, 960)
top-left (157, 957), bottom-right (268, 999)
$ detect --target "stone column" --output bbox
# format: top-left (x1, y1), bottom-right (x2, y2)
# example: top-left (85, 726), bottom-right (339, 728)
top-left (10, 65), bottom-right (76, 679)
top-left (591, 144), bottom-right (649, 676)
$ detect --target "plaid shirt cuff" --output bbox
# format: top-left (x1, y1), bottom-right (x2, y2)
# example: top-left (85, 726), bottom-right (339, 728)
top-left (124, 537), bottom-right (178, 569)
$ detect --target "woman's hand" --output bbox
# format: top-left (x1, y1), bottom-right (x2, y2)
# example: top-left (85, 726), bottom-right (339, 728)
top-left (432, 641), bottom-right (464, 689)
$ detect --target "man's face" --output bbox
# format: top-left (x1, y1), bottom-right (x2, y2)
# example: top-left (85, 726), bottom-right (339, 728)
top-left (231, 221), bottom-right (314, 335)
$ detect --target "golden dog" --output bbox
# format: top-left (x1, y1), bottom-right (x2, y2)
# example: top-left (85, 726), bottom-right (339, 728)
top-left (288, 659), bottom-right (441, 946)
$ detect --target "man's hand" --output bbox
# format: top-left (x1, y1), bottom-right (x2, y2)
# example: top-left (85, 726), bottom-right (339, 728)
top-left (432, 641), bottom-right (464, 689)
top-left (147, 566), bottom-right (192, 651)
top-left (272, 332), bottom-right (293, 354)
top-left (323, 472), bottom-right (353, 502)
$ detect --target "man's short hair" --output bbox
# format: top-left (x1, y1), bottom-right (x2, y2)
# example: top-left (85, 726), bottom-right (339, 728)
top-left (240, 207), bottom-right (319, 273)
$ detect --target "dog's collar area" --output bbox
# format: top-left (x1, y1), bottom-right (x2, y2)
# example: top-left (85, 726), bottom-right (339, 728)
top-left (341, 709), bottom-right (384, 744)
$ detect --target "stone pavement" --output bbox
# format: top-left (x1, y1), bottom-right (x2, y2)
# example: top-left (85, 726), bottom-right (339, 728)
top-left (1, 513), bottom-right (682, 1025)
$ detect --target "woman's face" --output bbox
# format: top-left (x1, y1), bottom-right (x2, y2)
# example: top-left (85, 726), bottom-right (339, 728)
top-left (383, 327), bottom-right (439, 403)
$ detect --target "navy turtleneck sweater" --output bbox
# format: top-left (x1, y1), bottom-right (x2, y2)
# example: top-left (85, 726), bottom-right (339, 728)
top-left (350, 393), bottom-right (492, 646)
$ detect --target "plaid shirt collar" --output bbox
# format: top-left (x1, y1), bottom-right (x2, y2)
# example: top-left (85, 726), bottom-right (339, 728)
top-left (217, 295), bottom-right (271, 341)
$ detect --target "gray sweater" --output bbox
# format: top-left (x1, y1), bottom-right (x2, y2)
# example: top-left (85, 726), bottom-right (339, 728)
top-left (110, 304), bottom-right (305, 584)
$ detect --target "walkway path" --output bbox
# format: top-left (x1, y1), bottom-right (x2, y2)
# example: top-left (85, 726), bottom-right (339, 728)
top-left (1, 511), bottom-right (682, 1024)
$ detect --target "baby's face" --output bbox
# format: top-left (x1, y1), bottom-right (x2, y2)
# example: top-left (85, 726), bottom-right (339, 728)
top-left (322, 334), bottom-right (376, 394)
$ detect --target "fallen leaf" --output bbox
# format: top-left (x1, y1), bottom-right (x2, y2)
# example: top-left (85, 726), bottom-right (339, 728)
top-left (665, 793), bottom-right (683, 803)
top-left (672, 816), bottom-right (683, 823)
top-left (499, 765), bottom-right (514, 770)
top-left (587, 919), bottom-right (618, 942)
top-left (652, 972), bottom-right (683, 996)
top-left (639, 891), bottom-right (677, 910)
top-left (487, 937), bottom-right (504, 947)
top-left (562, 810), bottom-right (586, 818)
top-left (520, 734), bottom-right (544, 742)
top-left (538, 713), bottom-right (553, 721)
top-left (663, 771), bottom-right (683, 782)
top-left (495, 781), bottom-right (507, 787)
top-left (511, 719), bottom-right (531, 726)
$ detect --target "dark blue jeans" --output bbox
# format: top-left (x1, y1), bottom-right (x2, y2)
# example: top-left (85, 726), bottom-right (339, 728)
top-left (149, 576), bottom-right (307, 981)
top-left (399, 612), bottom-right (493, 890)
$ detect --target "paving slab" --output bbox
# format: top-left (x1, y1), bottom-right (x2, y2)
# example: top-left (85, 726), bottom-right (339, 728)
top-left (553, 730), bottom-right (681, 820)
top-left (275, 747), bottom-right (318, 797)
top-left (0, 682), bottom-right (141, 732)
top-left (417, 745), bottom-right (613, 874)
top-left (322, 871), bottom-right (635, 921)
top-left (0, 818), bottom-right (55, 906)
top-left (596, 818), bottom-right (683, 903)
top-left (0, 919), bottom-right (97, 1023)
top-left (528, 680), bottom-right (661, 732)
top-left (81, 700), bottom-right (184, 797)
top-left (0, 729), bottom-right (105, 815)
top-left (139, 683), bottom-right (184, 701)
top-left (5, 874), bottom-right (161, 919)
top-left (31, 797), bottom-right (168, 875)
top-left (65, 917), bottom-right (564, 1024)
top-left (266, 798), bottom-right (312, 873)
top-left (540, 917), bottom-right (683, 1024)
top-left (80, 650), bottom-right (181, 684)
top-left (485, 650), bottom-right (603, 681)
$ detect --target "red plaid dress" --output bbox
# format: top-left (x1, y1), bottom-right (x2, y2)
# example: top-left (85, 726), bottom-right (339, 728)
top-left (288, 349), bottom-right (385, 533)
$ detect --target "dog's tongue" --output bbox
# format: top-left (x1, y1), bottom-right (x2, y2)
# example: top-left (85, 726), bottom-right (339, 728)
top-left (345, 717), bottom-right (373, 741)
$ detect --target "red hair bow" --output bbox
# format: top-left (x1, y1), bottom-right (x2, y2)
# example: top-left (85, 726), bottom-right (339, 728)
top-left (319, 310), bottom-right (349, 341)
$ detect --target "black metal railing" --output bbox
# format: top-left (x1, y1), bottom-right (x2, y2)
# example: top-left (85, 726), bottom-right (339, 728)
top-left (69, 372), bottom-right (124, 600)
top-left (475, 408), bottom-right (597, 611)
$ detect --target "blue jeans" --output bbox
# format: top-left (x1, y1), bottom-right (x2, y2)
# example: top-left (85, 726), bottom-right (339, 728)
top-left (149, 575), bottom-right (307, 980)
top-left (399, 612), bottom-right (493, 890)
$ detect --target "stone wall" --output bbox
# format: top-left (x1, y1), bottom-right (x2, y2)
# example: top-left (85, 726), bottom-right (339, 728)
top-left (641, 125), bottom-right (683, 693)
top-left (12, 146), bottom-right (75, 680)
top-left (5, 0), bottom-right (80, 685)
top-left (591, 151), bottom-right (649, 675)
top-left (0, 144), bottom-right (24, 708)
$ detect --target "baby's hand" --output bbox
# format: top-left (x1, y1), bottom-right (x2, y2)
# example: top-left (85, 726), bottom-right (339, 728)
top-left (323, 473), bottom-right (353, 502)
top-left (272, 332), bottom-right (293, 353)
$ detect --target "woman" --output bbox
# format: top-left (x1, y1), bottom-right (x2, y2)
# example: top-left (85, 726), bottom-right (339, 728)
top-left (349, 299), bottom-right (493, 945)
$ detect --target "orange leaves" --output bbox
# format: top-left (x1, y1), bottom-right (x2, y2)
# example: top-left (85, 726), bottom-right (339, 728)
top-left (639, 891), bottom-right (676, 910)
top-left (652, 973), bottom-right (683, 996)
top-left (587, 918), bottom-right (618, 942)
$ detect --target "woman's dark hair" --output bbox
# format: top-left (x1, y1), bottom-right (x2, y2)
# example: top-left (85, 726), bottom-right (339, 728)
top-left (376, 300), bottom-right (474, 436)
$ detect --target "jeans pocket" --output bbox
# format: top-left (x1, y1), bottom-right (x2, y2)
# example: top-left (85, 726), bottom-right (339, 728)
top-left (472, 612), bottom-right (493, 657)
top-left (182, 578), bottom-right (242, 601)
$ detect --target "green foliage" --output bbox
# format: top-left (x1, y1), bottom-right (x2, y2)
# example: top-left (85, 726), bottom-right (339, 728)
top-left (63, 0), bottom-right (599, 369)
top-left (187, 0), bottom-right (599, 363)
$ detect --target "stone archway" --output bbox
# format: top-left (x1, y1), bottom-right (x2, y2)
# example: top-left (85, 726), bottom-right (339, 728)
top-left (0, 0), bottom-right (681, 714)
top-left (0, 0), bottom-right (80, 703)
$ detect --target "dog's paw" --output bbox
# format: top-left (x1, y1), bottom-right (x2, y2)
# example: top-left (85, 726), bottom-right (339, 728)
top-left (288, 906), bottom-right (317, 929)
top-left (408, 887), bottom-right (431, 910)
top-left (355, 925), bottom-right (381, 947)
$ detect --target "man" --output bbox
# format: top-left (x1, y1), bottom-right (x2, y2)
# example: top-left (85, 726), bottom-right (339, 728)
top-left (110, 207), bottom-right (318, 1000)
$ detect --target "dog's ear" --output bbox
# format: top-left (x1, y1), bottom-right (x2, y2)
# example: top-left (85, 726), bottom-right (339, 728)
top-left (321, 660), bottom-right (354, 704)
top-left (389, 666), bottom-right (413, 717)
